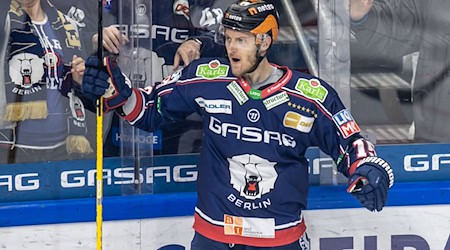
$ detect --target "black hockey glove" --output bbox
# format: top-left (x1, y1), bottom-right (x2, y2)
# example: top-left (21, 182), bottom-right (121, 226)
top-left (347, 157), bottom-right (394, 212)
top-left (82, 55), bottom-right (132, 111)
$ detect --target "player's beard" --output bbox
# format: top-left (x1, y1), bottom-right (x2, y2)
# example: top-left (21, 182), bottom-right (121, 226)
top-left (229, 52), bottom-right (258, 77)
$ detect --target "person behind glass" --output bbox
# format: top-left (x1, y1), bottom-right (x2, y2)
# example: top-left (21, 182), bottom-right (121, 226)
top-left (350, 0), bottom-right (450, 143)
top-left (89, 0), bottom-right (222, 155)
top-left (0, 0), bottom-right (91, 164)
top-left (82, 0), bottom-right (394, 248)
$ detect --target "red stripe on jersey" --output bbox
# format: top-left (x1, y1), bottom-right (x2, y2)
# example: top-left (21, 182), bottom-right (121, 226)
top-left (349, 159), bottom-right (362, 175)
top-left (124, 89), bottom-right (143, 122)
top-left (193, 213), bottom-right (306, 247)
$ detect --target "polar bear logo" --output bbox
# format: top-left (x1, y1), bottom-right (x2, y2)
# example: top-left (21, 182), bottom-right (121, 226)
top-left (228, 154), bottom-right (278, 200)
top-left (9, 53), bottom-right (45, 88)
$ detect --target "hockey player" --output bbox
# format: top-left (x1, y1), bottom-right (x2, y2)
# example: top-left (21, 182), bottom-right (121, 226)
top-left (82, 0), bottom-right (394, 249)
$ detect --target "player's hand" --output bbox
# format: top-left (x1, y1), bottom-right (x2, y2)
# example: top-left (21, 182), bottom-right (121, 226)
top-left (347, 157), bottom-right (393, 211)
top-left (71, 55), bottom-right (85, 84)
top-left (173, 39), bottom-right (201, 70)
top-left (82, 55), bottom-right (132, 111)
top-left (350, 0), bottom-right (373, 22)
top-left (92, 26), bottom-right (129, 54)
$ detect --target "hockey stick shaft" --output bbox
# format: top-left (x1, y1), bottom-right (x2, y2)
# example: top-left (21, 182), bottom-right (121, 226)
top-left (96, 0), bottom-right (104, 250)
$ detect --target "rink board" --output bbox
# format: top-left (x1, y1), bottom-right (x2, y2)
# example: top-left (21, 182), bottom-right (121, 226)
top-left (0, 185), bottom-right (449, 250)
top-left (1, 143), bottom-right (450, 203)
top-left (0, 180), bottom-right (449, 227)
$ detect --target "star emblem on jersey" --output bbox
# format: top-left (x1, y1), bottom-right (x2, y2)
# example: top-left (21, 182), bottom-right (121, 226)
top-left (288, 102), bottom-right (318, 118)
top-left (228, 154), bottom-right (278, 200)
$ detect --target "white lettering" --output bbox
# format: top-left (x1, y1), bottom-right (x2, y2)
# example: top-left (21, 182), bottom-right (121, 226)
top-left (208, 116), bottom-right (296, 148)
top-left (405, 154), bottom-right (450, 171)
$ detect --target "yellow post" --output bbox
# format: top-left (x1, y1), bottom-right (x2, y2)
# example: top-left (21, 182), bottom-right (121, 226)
top-left (96, 97), bottom-right (103, 250)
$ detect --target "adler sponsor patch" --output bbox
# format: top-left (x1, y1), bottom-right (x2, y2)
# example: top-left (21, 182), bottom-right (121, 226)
top-left (283, 111), bottom-right (315, 133)
top-left (196, 59), bottom-right (229, 79)
top-left (332, 109), bottom-right (361, 138)
top-left (195, 97), bottom-right (232, 114)
top-left (295, 78), bottom-right (328, 102)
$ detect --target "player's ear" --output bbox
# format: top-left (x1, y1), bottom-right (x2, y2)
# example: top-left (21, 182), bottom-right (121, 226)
top-left (261, 34), bottom-right (272, 52)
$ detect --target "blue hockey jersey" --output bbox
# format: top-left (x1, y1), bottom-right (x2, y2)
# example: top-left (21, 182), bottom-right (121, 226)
top-left (122, 57), bottom-right (380, 246)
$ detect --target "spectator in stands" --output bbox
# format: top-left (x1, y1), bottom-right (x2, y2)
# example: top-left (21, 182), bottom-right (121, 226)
top-left (0, 0), bottom-right (91, 164)
top-left (95, 0), bottom-right (227, 156)
top-left (350, 0), bottom-right (450, 143)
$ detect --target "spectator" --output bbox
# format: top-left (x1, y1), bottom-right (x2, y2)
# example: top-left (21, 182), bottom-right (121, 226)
top-left (95, 0), bottom-right (226, 156)
top-left (0, 0), bottom-right (91, 164)
top-left (82, 0), bottom-right (394, 248)
top-left (350, 0), bottom-right (450, 143)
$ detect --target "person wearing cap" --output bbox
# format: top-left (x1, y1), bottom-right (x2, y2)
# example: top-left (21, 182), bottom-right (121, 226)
top-left (81, 0), bottom-right (394, 249)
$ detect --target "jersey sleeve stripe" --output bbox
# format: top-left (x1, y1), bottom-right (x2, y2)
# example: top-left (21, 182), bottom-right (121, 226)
top-left (124, 89), bottom-right (145, 124)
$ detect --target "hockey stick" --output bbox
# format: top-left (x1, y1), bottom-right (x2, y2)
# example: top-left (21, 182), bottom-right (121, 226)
top-left (96, 0), bottom-right (104, 249)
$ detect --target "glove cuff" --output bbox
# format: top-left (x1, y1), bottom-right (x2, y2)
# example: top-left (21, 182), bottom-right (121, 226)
top-left (356, 156), bottom-right (394, 188)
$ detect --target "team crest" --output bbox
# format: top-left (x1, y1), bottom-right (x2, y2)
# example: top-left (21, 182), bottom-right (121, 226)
top-left (9, 52), bottom-right (45, 89)
top-left (228, 154), bottom-right (278, 200)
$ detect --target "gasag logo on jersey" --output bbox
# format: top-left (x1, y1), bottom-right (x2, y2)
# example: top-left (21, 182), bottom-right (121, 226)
top-left (195, 97), bottom-right (232, 114)
top-left (263, 91), bottom-right (290, 110)
top-left (196, 60), bottom-right (229, 79)
top-left (283, 111), bottom-right (315, 133)
top-left (295, 78), bottom-right (328, 102)
top-left (208, 116), bottom-right (296, 148)
top-left (227, 81), bottom-right (249, 105)
top-left (332, 109), bottom-right (361, 138)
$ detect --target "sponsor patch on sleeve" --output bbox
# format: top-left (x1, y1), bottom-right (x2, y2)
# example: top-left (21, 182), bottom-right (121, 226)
top-left (332, 109), bottom-right (361, 138)
top-left (283, 111), bottom-right (315, 133)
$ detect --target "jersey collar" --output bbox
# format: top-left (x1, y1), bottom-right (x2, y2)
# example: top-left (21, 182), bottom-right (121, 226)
top-left (237, 64), bottom-right (292, 100)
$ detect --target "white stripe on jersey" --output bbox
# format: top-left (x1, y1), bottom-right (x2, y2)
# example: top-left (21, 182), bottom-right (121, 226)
top-left (195, 207), bottom-right (304, 230)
